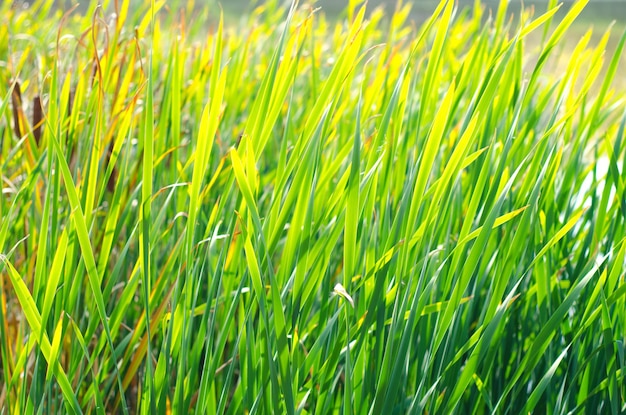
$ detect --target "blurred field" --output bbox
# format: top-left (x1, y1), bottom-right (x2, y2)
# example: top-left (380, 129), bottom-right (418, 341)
top-left (42, 0), bottom-right (626, 24)
top-left (215, 0), bottom-right (626, 23)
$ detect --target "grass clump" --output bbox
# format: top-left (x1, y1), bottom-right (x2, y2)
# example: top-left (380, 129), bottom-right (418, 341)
top-left (1, 0), bottom-right (625, 413)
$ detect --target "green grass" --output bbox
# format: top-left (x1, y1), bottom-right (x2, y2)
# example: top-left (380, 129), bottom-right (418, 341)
top-left (1, 0), bottom-right (625, 413)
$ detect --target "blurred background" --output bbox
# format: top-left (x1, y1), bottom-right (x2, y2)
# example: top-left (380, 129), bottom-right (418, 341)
top-left (28, 0), bottom-right (626, 24)
top-left (220, 0), bottom-right (626, 23)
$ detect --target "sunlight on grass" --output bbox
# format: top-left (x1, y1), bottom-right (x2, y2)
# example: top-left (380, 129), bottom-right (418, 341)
top-left (1, 0), bottom-right (625, 413)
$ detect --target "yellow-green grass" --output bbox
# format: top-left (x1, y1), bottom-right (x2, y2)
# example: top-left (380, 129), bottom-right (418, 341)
top-left (1, 0), bottom-right (625, 413)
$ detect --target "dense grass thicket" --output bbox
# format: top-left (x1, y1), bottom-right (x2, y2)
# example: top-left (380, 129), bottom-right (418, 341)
top-left (1, 0), bottom-right (625, 413)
